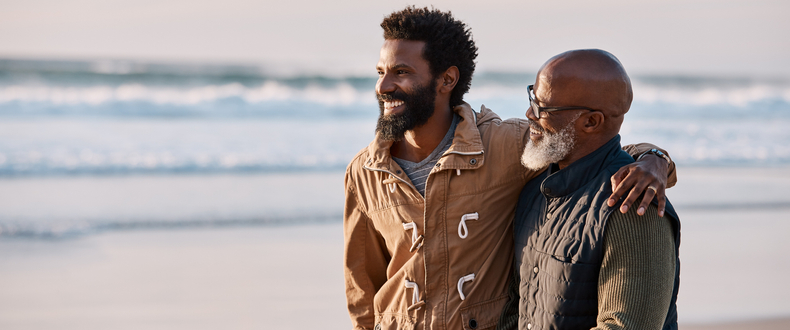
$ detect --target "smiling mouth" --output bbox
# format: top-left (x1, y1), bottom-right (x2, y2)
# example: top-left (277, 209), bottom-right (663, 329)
top-left (383, 100), bottom-right (404, 111)
top-left (529, 122), bottom-right (544, 139)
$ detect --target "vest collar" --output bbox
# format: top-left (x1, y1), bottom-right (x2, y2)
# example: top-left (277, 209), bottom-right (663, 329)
top-left (541, 135), bottom-right (624, 198)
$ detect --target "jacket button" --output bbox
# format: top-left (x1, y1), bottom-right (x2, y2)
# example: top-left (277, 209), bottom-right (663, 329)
top-left (375, 324), bottom-right (382, 330)
top-left (533, 266), bottom-right (539, 274)
top-left (469, 318), bottom-right (478, 329)
top-left (527, 323), bottom-right (532, 329)
top-left (435, 163), bottom-right (441, 167)
top-left (469, 158), bottom-right (477, 165)
top-left (396, 170), bottom-right (402, 174)
top-left (544, 187), bottom-right (552, 194)
top-left (546, 213), bottom-right (552, 219)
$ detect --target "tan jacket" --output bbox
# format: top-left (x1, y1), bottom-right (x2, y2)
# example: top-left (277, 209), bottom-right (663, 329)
top-left (343, 103), bottom-right (674, 330)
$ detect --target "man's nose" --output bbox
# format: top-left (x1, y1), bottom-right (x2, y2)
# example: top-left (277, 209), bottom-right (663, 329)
top-left (526, 106), bottom-right (539, 121)
top-left (376, 73), bottom-right (396, 95)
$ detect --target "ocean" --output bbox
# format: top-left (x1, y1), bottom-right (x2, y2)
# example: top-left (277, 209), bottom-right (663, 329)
top-left (1, 58), bottom-right (789, 326)
top-left (1, 58), bottom-right (789, 238)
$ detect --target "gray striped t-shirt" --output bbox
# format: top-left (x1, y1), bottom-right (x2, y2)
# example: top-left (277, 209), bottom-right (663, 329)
top-left (393, 113), bottom-right (461, 196)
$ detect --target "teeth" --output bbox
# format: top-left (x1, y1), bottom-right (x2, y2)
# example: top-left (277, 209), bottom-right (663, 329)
top-left (385, 100), bottom-right (404, 109)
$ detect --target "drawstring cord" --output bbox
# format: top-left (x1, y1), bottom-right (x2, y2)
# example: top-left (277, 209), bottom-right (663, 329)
top-left (405, 280), bottom-right (424, 310)
top-left (457, 273), bottom-right (475, 300)
top-left (458, 212), bottom-right (479, 239)
top-left (402, 222), bottom-right (424, 252)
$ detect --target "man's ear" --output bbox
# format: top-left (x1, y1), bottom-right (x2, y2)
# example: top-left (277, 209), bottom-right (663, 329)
top-left (438, 66), bottom-right (459, 94)
top-left (580, 111), bottom-right (605, 133)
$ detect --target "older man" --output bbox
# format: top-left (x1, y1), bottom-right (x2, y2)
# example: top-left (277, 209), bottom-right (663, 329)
top-left (501, 49), bottom-right (681, 330)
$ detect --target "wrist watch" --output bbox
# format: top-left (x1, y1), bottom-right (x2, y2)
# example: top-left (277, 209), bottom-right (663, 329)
top-left (636, 148), bottom-right (671, 164)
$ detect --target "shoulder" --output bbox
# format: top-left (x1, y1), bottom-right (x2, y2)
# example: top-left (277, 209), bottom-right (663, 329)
top-left (605, 203), bottom-right (675, 249)
top-left (475, 105), bottom-right (523, 133)
top-left (474, 105), bottom-right (527, 153)
top-left (345, 146), bottom-right (371, 190)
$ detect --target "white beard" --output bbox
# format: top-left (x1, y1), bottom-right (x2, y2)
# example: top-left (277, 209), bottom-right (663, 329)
top-left (520, 118), bottom-right (578, 171)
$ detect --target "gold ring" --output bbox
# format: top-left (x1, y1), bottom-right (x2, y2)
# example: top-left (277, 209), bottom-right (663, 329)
top-left (647, 186), bottom-right (658, 193)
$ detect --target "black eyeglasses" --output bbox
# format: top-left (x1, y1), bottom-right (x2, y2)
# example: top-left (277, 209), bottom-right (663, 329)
top-left (528, 85), bottom-right (598, 119)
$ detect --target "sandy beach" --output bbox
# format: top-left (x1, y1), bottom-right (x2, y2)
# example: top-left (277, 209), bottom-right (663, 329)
top-left (1, 166), bottom-right (789, 329)
top-left (682, 317), bottom-right (790, 330)
top-left (0, 224), bottom-right (350, 329)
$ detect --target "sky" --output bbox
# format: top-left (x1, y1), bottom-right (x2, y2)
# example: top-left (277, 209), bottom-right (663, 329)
top-left (0, 0), bottom-right (788, 77)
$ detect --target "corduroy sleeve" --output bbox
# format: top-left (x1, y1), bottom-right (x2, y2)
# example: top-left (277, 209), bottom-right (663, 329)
top-left (593, 203), bottom-right (677, 330)
top-left (343, 170), bottom-right (390, 330)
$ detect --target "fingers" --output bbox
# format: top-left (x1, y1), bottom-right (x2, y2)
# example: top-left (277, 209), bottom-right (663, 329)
top-left (619, 178), bottom-right (650, 214)
top-left (610, 159), bottom-right (670, 216)
top-left (610, 167), bottom-right (627, 191)
top-left (608, 165), bottom-right (633, 207)
top-left (636, 185), bottom-right (658, 216)
top-left (656, 186), bottom-right (667, 218)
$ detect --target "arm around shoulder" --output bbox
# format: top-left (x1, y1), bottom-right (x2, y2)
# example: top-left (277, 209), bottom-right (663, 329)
top-left (613, 143), bottom-right (677, 216)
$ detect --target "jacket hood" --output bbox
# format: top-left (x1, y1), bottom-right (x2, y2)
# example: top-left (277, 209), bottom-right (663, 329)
top-left (469, 102), bottom-right (501, 125)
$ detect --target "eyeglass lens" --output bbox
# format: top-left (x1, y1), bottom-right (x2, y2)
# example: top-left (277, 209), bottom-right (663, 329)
top-left (528, 86), bottom-right (541, 118)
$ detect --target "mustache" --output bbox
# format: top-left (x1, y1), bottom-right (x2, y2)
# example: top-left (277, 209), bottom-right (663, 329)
top-left (527, 119), bottom-right (545, 133)
top-left (376, 91), bottom-right (408, 103)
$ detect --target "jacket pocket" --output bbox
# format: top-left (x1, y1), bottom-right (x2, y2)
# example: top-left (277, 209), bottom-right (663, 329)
top-left (460, 294), bottom-right (508, 330)
top-left (536, 254), bottom-right (599, 316)
top-left (374, 313), bottom-right (415, 330)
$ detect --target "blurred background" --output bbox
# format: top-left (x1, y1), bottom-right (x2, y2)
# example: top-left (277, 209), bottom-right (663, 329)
top-left (0, 0), bottom-right (789, 329)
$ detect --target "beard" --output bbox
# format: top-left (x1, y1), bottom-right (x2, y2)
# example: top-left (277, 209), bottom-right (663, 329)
top-left (520, 115), bottom-right (579, 171)
top-left (375, 80), bottom-right (437, 142)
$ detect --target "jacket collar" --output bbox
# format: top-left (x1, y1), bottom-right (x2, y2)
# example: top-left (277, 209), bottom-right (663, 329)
top-left (365, 102), bottom-right (486, 171)
top-left (541, 135), bottom-right (624, 198)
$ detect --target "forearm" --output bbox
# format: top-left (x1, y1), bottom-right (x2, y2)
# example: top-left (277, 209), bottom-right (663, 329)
top-left (594, 203), bottom-right (676, 330)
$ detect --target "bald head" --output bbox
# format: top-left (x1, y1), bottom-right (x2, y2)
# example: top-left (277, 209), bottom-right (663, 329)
top-left (536, 49), bottom-right (632, 131)
top-left (523, 49), bottom-right (634, 169)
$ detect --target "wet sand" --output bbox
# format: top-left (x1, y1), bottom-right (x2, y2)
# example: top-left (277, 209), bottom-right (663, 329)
top-left (0, 167), bottom-right (789, 329)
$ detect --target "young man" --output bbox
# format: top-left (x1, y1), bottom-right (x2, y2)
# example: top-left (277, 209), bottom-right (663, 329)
top-left (502, 49), bottom-right (680, 330)
top-left (343, 7), bottom-right (676, 330)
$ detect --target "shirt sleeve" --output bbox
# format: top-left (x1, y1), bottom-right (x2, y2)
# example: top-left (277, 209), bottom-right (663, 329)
top-left (343, 170), bottom-right (391, 330)
top-left (593, 203), bottom-right (677, 330)
top-left (622, 143), bottom-right (678, 188)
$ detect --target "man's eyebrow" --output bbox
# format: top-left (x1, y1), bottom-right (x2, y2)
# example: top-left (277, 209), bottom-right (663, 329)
top-left (376, 63), bottom-right (414, 71)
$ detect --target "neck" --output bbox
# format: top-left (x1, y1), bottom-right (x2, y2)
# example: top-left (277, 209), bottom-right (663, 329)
top-left (391, 104), bottom-right (454, 163)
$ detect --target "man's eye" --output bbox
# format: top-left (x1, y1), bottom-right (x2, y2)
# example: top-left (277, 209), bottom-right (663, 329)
top-left (397, 70), bottom-right (407, 74)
